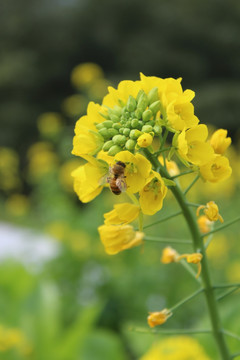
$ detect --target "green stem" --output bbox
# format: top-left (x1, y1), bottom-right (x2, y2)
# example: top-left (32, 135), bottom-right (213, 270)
top-left (143, 210), bottom-right (182, 230)
top-left (179, 259), bottom-right (201, 283)
top-left (223, 329), bottom-right (240, 342)
top-left (171, 169), bottom-right (196, 179)
top-left (155, 146), bottom-right (172, 156)
top-left (217, 287), bottom-right (240, 302)
top-left (143, 149), bottom-right (231, 360)
top-left (184, 174), bottom-right (200, 195)
top-left (214, 283), bottom-right (240, 289)
top-left (170, 288), bottom-right (203, 312)
top-left (130, 327), bottom-right (212, 335)
top-left (231, 352), bottom-right (240, 359)
top-left (201, 216), bottom-right (240, 238)
top-left (144, 236), bottom-right (192, 245)
top-left (187, 202), bottom-right (203, 208)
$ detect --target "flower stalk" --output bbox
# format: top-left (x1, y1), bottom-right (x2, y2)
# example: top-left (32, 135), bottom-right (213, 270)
top-left (143, 149), bottom-right (231, 360)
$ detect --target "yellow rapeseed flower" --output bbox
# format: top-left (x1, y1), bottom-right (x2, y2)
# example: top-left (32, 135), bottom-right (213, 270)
top-left (197, 201), bottom-right (224, 223)
top-left (115, 151), bottom-right (152, 193)
top-left (158, 156), bottom-right (180, 176)
top-left (210, 129), bottom-right (231, 154)
top-left (140, 336), bottom-right (210, 360)
top-left (98, 224), bottom-right (144, 255)
top-left (200, 155), bottom-right (232, 183)
top-left (104, 203), bottom-right (140, 225)
top-left (147, 308), bottom-right (172, 328)
top-left (178, 253), bottom-right (203, 278)
top-left (161, 246), bottom-right (179, 263)
top-left (71, 156), bottom-right (108, 203)
top-left (139, 171), bottom-right (167, 215)
top-left (197, 215), bottom-right (213, 234)
top-left (177, 125), bottom-right (214, 166)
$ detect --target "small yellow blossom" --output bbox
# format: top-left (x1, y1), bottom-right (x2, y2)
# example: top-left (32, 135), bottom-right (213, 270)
top-left (115, 151), bottom-right (152, 193)
top-left (71, 156), bottom-right (108, 203)
top-left (197, 215), bottom-right (213, 234)
top-left (71, 62), bottom-right (104, 89)
top-left (210, 129), bottom-right (231, 154)
top-left (5, 194), bottom-right (30, 217)
top-left (178, 253), bottom-right (203, 278)
top-left (200, 155), bottom-right (232, 183)
top-left (147, 309), bottom-right (172, 328)
top-left (177, 125), bottom-right (214, 166)
top-left (0, 147), bottom-right (21, 191)
top-left (161, 246), bottom-right (179, 263)
top-left (104, 203), bottom-right (140, 225)
top-left (37, 112), bottom-right (63, 136)
top-left (137, 133), bottom-right (153, 148)
top-left (158, 156), bottom-right (180, 176)
top-left (140, 336), bottom-right (211, 360)
top-left (98, 224), bottom-right (144, 255)
top-left (62, 94), bottom-right (88, 117)
top-left (197, 201), bottom-right (224, 223)
top-left (139, 171), bottom-right (167, 215)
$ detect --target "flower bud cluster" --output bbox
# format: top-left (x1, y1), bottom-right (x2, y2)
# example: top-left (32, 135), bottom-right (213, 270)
top-left (95, 89), bottom-right (162, 155)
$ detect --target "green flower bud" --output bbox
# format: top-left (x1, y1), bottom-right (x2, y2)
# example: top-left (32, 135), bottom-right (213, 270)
top-left (136, 89), bottom-right (145, 102)
top-left (135, 109), bottom-right (142, 119)
top-left (102, 140), bottom-right (114, 151)
top-left (145, 120), bottom-right (155, 126)
top-left (130, 129), bottom-right (142, 140)
top-left (102, 120), bottom-right (113, 128)
top-left (112, 123), bottom-right (121, 130)
top-left (108, 145), bottom-right (123, 156)
top-left (126, 95), bottom-right (137, 112)
top-left (142, 109), bottom-right (153, 122)
top-left (149, 100), bottom-right (161, 114)
top-left (107, 128), bottom-right (119, 137)
top-left (147, 87), bottom-right (159, 104)
top-left (137, 92), bottom-right (148, 112)
top-left (153, 124), bottom-right (162, 135)
top-left (125, 120), bottom-right (131, 128)
top-left (112, 134), bottom-right (127, 145)
top-left (123, 128), bottom-right (130, 136)
top-left (125, 139), bottom-right (136, 151)
top-left (141, 125), bottom-right (153, 133)
top-left (119, 128), bottom-right (124, 134)
top-left (131, 118), bottom-right (140, 128)
top-left (124, 112), bottom-right (130, 119)
top-left (95, 123), bottom-right (105, 130)
top-left (109, 114), bottom-right (120, 122)
top-left (112, 106), bottom-right (122, 117)
top-left (99, 112), bottom-right (110, 120)
top-left (120, 116), bottom-right (125, 122)
top-left (98, 128), bottom-right (110, 139)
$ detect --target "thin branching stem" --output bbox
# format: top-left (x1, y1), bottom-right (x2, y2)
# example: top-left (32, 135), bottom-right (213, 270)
top-left (183, 174), bottom-right (200, 195)
top-left (143, 210), bottom-right (182, 230)
top-left (201, 216), bottom-right (240, 238)
top-left (129, 327), bottom-right (212, 335)
top-left (170, 288), bottom-right (203, 312)
top-left (171, 169), bottom-right (196, 179)
top-left (217, 287), bottom-right (240, 302)
top-left (144, 236), bottom-right (191, 245)
top-left (214, 283), bottom-right (240, 289)
top-left (222, 329), bottom-right (240, 342)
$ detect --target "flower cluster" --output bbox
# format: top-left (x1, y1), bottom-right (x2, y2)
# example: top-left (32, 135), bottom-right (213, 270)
top-left (72, 74), bottom-right (232, 257)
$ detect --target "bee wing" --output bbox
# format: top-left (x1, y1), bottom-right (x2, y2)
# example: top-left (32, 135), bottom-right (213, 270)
top-left (99, 171), bottom-right (111, 186)
top-left (116, 177), bottom-right (127, 192)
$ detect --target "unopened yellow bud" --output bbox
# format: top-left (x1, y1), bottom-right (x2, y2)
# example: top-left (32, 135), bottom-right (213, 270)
top-left (147, 309), bottom-right (172, 328)
top-left (197, 215), bottom-right (213, 234)
top-left (161, 247), bottom-right (178, 264)
top-left (137, 133), bottom-right (153, 148)
top-left (210, 129), bottom-right (231, 154)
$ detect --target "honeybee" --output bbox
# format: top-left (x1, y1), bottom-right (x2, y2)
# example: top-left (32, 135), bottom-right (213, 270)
top-left (108, 161), bottom-right (127, 195)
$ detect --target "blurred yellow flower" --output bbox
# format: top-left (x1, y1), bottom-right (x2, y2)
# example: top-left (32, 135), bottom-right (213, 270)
top-left (71, 62), bottom-right (104, 89)
top-left (104, 203), bottom-right (140, 225)
top-left (5, 194), bottom-right (30, 217)
top-left (140, 336), bottom-right (210, 360)
top-left (98, 224), bottom-right (144, 255)
top-left (177, 125), bottom-right (214, 166)
top-left (197, 215), bottom-right (213, 234)
top-left (139, 171), bottom-right (167, 215)
top-left (0, 325), bottom-right (32, 355)
top-left (210, 129), bottom-right (231, 155)
top-left (200, 155), bottom-right (232, 183)
top-left (27, 142), bottom-right (59, 179)
top-left (37, 112), bottom-right (63, 136)
top-left (207, 234), bottom-right (230, 268)
top-left (147, 308), bottom-right (172, 328)
top-left (161, 246), bottom-right (179, 263)
top-left (62, 94), bottom-right (88, 117)
top-left (197, 201), bottom-right (223, 223)
top-left (226, 261), bottom-right (240, 282)
top-left (177, 252), bottom-right (203, 278)
top-left (0, 147), bottom-right (21, 192)
top-left (158, 156), bottom-right (180, 176)
top-left (87, 78), bottom-right (111, 100)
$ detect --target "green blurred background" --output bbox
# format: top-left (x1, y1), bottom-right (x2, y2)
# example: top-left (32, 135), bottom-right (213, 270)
top-left (0, 0), bottom-right (240, 359)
